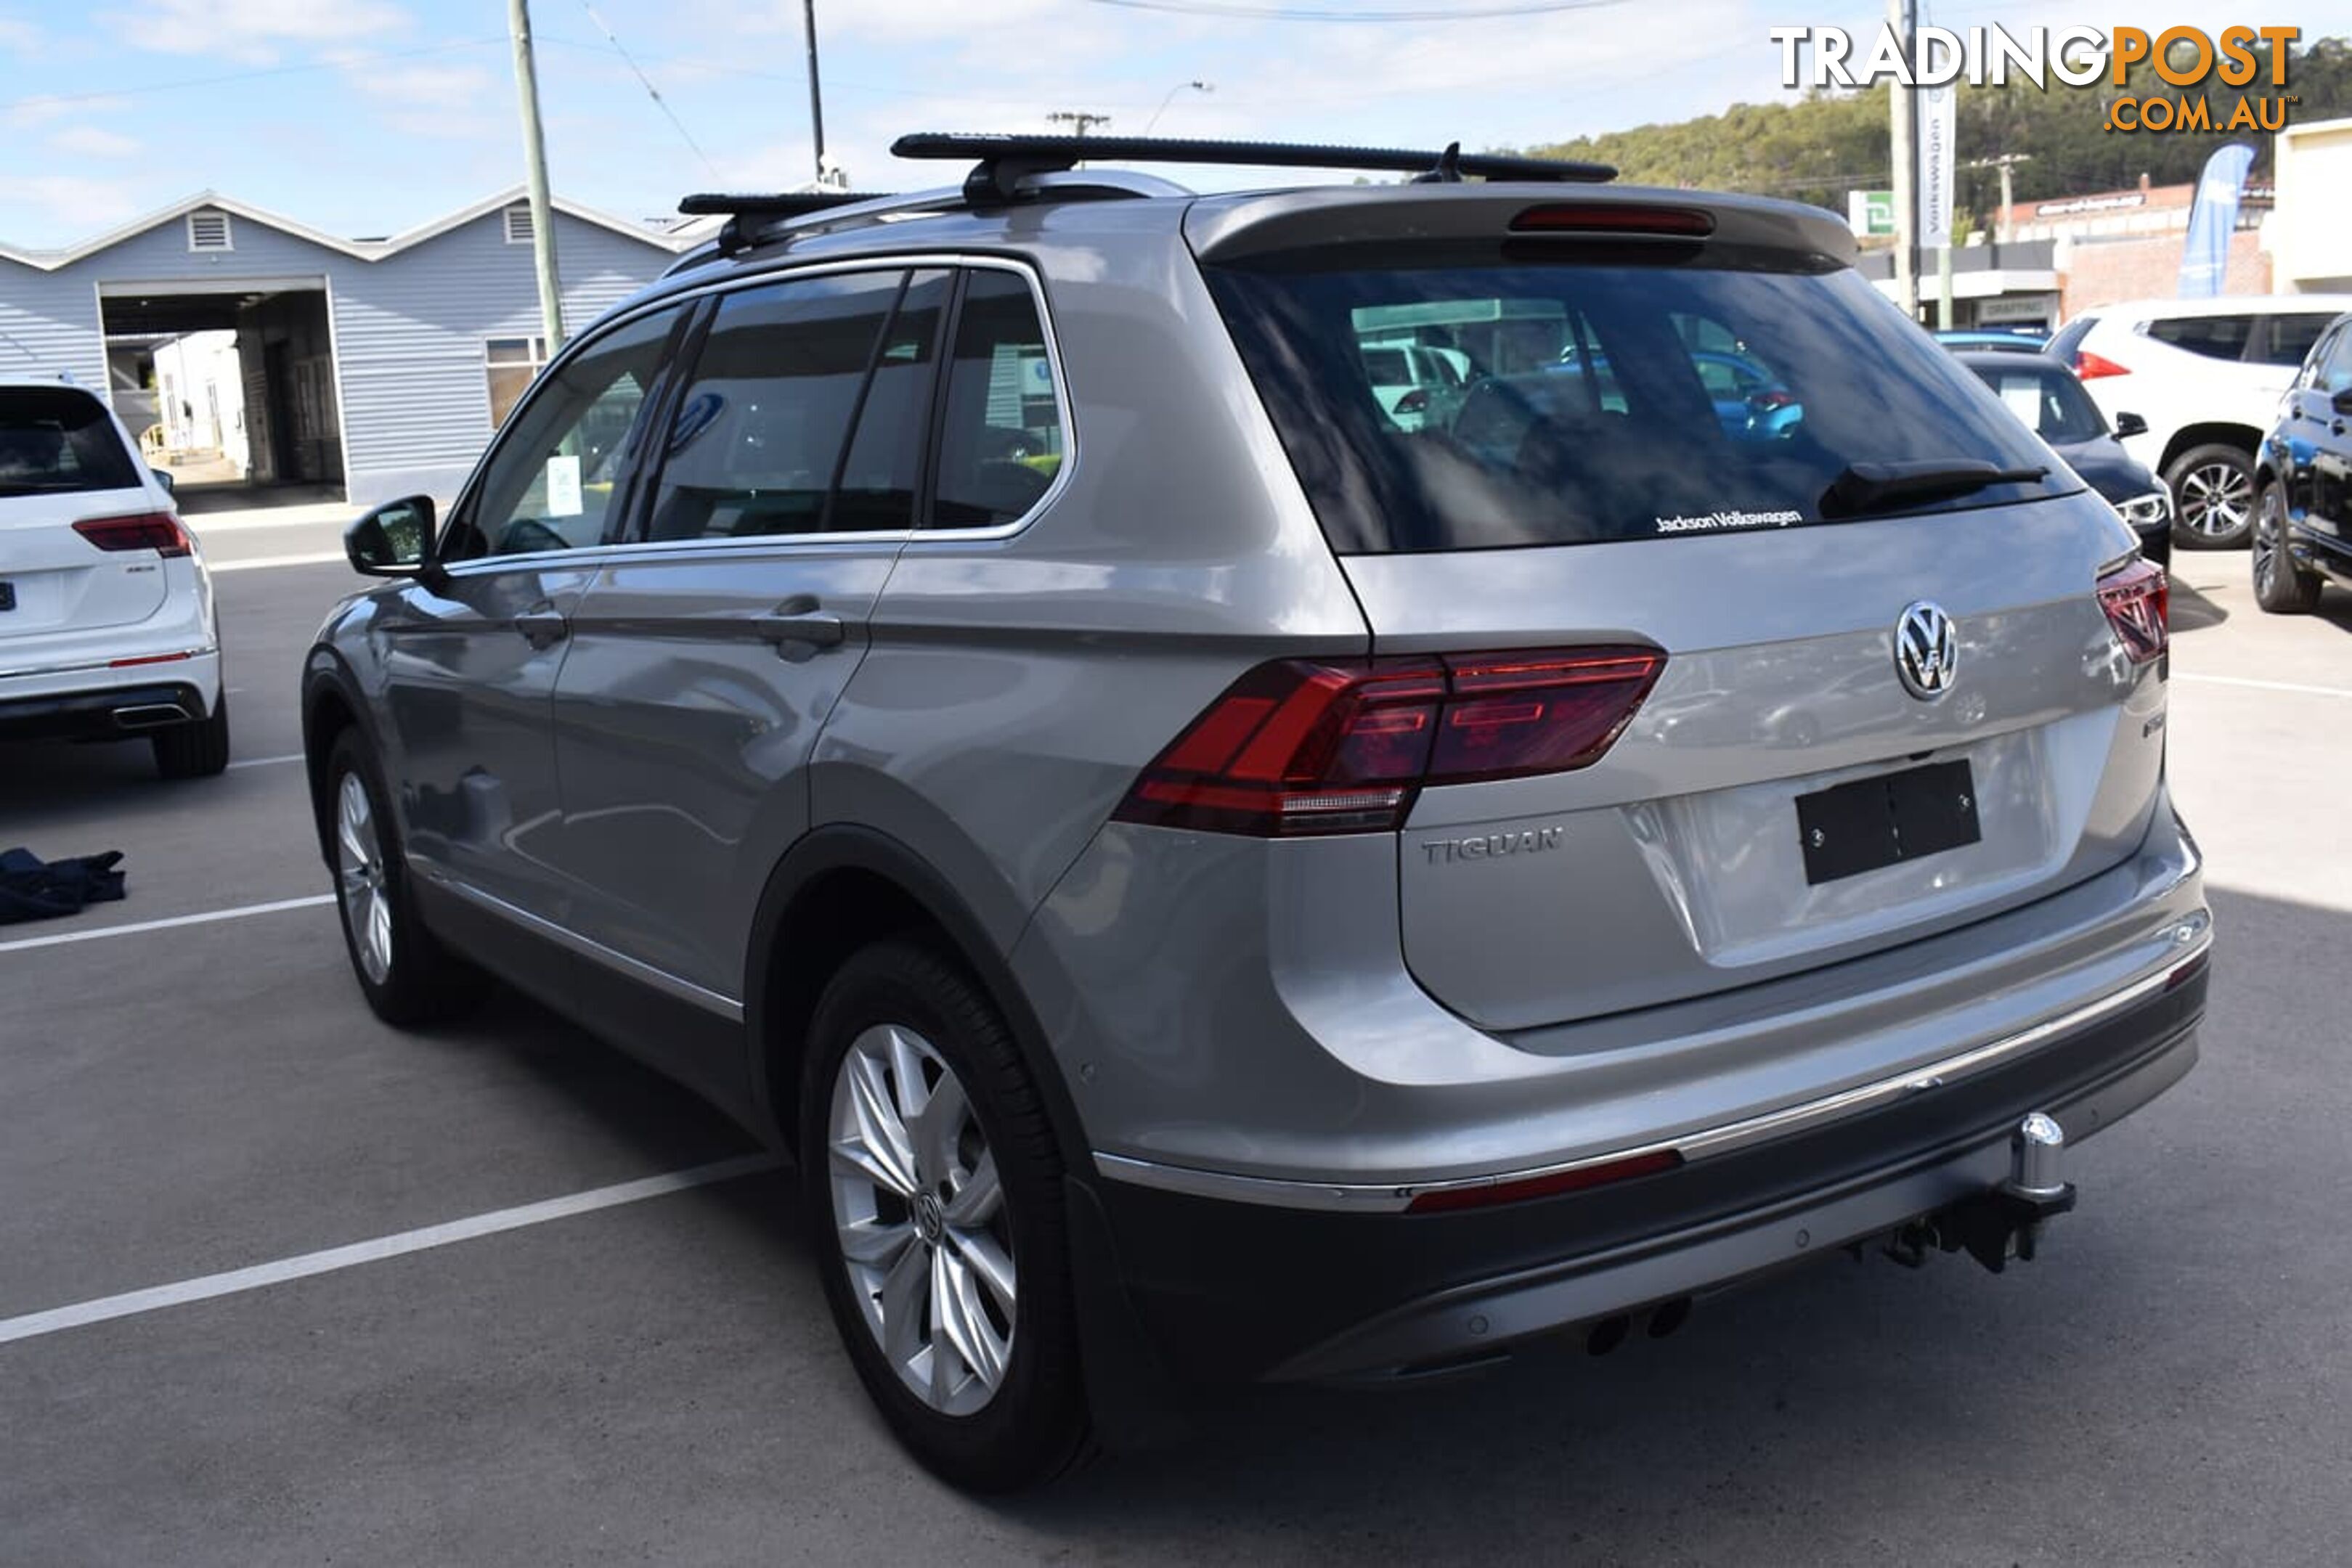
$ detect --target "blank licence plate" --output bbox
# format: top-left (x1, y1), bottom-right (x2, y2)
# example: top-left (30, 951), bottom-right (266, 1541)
top-left (1795, 760), bottom-right (1981, 886)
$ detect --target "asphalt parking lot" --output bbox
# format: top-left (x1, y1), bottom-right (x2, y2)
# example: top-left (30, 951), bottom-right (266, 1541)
top-left (4, 518), bottom-right (2349, 1566)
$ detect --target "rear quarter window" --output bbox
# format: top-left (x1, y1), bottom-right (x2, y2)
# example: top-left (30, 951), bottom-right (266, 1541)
top-left (2144, 315), bottom-right (2254, 360)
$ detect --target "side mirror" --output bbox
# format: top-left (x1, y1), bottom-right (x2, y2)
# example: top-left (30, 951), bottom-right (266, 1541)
top-left (150, 467), bottom-right (177, 496)
top-left (346, 495), bottom-right (436, 577)
top-left (2112, 411), bottom-right (2149, 439)
top-left (2332, 387), bottom-right (2352, 417)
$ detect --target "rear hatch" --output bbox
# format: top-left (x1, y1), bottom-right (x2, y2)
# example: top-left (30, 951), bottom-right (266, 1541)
top-left (1192, 188), bottom-right (2166, 1031)
top-left (0, 385), bottom-right (172, 644)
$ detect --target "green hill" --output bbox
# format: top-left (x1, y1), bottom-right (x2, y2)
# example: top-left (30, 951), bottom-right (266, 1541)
top-left (1521, 36), bottom-right (2350, 229)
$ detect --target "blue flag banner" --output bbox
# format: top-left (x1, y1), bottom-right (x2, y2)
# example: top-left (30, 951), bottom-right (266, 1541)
top-left (2178, 143), bottom-right (2257, 298)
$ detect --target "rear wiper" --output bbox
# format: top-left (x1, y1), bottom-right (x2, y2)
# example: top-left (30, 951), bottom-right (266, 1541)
top-left (1818, 460), bottom-right (2048, 519)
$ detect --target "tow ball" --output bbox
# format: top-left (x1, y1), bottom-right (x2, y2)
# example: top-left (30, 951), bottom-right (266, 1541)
top-left (1883, 1114), bottom-right (2078, 1273)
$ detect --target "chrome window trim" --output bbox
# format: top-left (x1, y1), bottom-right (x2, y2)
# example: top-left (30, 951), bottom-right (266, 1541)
top-left (433, 252), bottom-right (1074, 579)
top-left (412, 861), bottom-right (744, 1023)
top-left (1093, 931), bottom-right (2211, 1213)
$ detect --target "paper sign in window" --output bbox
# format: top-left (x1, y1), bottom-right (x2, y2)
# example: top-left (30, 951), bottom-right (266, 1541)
top-left (545, 454), bottom-right (584, 518)
top-left (1997, 380), bottom-right (2043, 429)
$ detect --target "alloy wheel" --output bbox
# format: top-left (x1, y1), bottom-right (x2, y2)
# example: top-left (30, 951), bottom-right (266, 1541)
top-left (2178, 461), bottom-right (2253, 541)
top-left (335, 770), bottom-right (393, 985)
top-left (828, 1023), bottom-right (1017, 1417)
top-left (2254, 486), bottom-right (2282, 595)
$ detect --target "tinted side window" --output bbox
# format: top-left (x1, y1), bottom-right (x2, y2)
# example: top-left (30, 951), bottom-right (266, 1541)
top-left (2255, 311), bottom-right (2337, 368)
top-left (451, 307), bottom-right (683, 561)
top-left (643, 271), bottom-right (902, 542)
top-left (932, 271), bottom-right (1066, 530)
top-left (0, 387), bottom-right (141, 496)
top-left (2316, 329), bottom-right (2352, 396)
top-left (2146, 314), bottom-right (2254, 360)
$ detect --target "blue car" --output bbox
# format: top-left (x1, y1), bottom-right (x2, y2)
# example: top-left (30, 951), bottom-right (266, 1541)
top-left (1543, 346), bottom-right (1802, 439)
top-left (1936, 328), bottom-right (2049, 354)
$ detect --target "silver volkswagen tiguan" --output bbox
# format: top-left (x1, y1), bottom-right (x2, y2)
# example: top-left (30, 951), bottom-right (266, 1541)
top-left (302, 136), bottom-right (2208, 1490)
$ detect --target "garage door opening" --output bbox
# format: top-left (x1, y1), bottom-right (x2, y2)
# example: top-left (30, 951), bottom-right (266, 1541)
top-left (97, 281), bottom-right (346, 512)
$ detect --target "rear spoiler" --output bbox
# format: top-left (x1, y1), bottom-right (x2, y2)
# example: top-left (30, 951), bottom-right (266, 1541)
top-left (1183, 184), bottom-right (1860, 269)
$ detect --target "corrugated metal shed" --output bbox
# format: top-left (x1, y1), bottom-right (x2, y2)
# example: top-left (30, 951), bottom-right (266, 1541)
top-left (0, 189), bottom-right (686, 505)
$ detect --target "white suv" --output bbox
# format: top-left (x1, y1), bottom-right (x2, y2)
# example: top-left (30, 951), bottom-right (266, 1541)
top-left (2049, 295), bottom-right (2352, 548)
top-left (0, 376), bottom-right (228, 777)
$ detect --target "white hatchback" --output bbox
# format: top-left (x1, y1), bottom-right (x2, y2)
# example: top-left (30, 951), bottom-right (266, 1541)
top-left (0, 376), bottom-right (228, 777)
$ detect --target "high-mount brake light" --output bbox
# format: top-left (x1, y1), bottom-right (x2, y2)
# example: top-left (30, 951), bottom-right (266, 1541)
top-left (1510, 204), bottom-right (1714, 237)
top-left (73, 512), bottom-right (192, 558)
top-left (1113, 646), bottom-right (1664, 837)
top-left (2074, 351), bottom-right (2131, 381)
top-left (2097, 558), bottom-right (2168, 665)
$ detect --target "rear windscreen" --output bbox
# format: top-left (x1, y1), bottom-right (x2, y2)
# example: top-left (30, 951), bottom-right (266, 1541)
top-left (1205, 251), bottom-right (2073, 553)
top-left (0, 387), bottom-right (142, 497)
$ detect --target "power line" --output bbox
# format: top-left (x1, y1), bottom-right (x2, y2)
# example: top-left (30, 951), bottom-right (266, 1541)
top-left (1083, 0), bottom-right (1631, 17)
top-left (575, 1), bottom-right (719, 178)
top-left (0, 36), bottom-right (508, 115)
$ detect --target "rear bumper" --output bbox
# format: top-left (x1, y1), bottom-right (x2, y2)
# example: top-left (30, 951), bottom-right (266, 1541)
top-left (1079, 957), bottom-right (2205, 1387)
top-left (0, 653), bottom-right (220, 740)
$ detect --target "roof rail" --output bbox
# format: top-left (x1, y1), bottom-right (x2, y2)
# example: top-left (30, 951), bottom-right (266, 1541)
top-left (890, 133), bottom-right (1616, 202)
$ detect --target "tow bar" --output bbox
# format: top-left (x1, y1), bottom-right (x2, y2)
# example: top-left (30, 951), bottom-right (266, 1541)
top-left (1884, 1114), bottom-right (2078, 1273)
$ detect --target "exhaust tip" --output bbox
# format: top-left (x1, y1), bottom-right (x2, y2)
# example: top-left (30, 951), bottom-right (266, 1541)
top-left (1645, 1297), bottom-right (1693, 1339)
top-left (112, 703), bottom-right (192, 730)
top-left (1584, 1314), bottom-right (1631, 1357)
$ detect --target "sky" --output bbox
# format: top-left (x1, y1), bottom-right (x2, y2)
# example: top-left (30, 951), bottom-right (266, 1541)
top-left (0, 0), bottom-right (2322, 250)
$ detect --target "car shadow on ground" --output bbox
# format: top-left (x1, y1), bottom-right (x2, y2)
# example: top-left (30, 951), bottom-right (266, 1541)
top-left (415, 883), bottom-right (2345, 1559)
top-left (2168, 578), bottom-right (2229, 634)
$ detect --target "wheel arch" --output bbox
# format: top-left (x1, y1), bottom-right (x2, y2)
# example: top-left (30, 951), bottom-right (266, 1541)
top-left (300, 648), bottom-right (374, 867)
top-left (2159, 422), bottom-right (2263, 475)
top-left (743, 825), bottom-right (1089, 1168)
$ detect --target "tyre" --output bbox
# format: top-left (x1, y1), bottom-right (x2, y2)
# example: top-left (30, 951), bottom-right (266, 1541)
top-left (152, 696), bottom-right (230, 779)
top-left (2251, 480), bottom-right (2322, 614)
top-left (800, 940), bottom-right (1091, 1492)
top-left (2165, 443), bottom-right (2257, 549)
top-left (324, 729), bottom-right (489, 1026)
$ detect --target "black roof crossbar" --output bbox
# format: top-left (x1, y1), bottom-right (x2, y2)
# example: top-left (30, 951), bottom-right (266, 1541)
top-left (677, 191), bottom-right (895, 218)
top-left (890, 133), bottom-right (1616, 203)
top-left (675, 190), bottom-right (907, 258)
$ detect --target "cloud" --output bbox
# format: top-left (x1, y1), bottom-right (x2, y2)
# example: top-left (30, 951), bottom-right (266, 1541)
top-left (48, 126), bottom-right (142, 158)
top-left (0, 174), bottom-right (145, 234)
top-left (113, 0), bottom-right (410, 63)
top-left (7, 94), bottom-right (134, 129)
top-left (0, 15), bottom-right (39, 53)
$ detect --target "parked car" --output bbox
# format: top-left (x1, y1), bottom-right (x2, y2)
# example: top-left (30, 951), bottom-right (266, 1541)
top-left (2048, 294), bottom-right (2352, 549)
top-left (0, 375), bottom-right (228, 777)
top-left (1359, 339), bottom-right (1468, 430)
top-left (303, 137), bottom-right (2207, 1492)
top-left (1954, 350), bottom-right (2172, 568)
top-left (1935, 328), bottom-right (2048, 354)
top-left (2253, 309), bottom-right (2352, 613)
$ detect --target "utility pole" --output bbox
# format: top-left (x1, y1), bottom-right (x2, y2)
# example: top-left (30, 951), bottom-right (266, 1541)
top-left (1046, 111), bottom-right (1113, 138)
top-left (802, 0), bottom-right (830, 187)
top-left (508, 0), bottom-right (565, 354)
top-left (1887, 0), bottom-right (1917, 320)
top-left (1969, 152), bottom-right (2032, 243)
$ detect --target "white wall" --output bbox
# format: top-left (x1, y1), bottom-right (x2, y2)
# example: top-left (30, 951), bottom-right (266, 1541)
top-left (2270, 117), bottom-right (2352, 294)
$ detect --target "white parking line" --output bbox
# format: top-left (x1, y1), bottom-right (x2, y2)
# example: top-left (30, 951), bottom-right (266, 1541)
top-left (0, 1154), bottom-right (784, 1347)
top-left (0, 894), bottom-right (335, 955)
top-left (2175, 672), bottom-right (2351, 700)
top-left (208, 551), bottom-right (348, 573)
top-left (225, 753), bottom-right (305, 770)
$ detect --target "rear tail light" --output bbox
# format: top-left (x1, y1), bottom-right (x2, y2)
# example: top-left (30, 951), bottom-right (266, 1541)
top-left (1113, 646), bottom-right (1665, 837)
top-left (2097, 558), bottom-right (2168, 664)
top-left (1748, 388), bottom-right (1797, 411)
top-left (1510, 203), bottom-right (1715, 237)
top-left (73, 512), bottom-right (192, 558)
top-left (1394, 388), bottom-right (1429, 415)
top-left (2074, 351), bottom-right (2131, 381)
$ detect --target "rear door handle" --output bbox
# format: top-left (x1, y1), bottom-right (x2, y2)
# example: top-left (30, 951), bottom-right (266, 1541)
top-left (514, 603), bottom-right (569, 649)
top-left (752, 595), bottom-right (846, 653)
